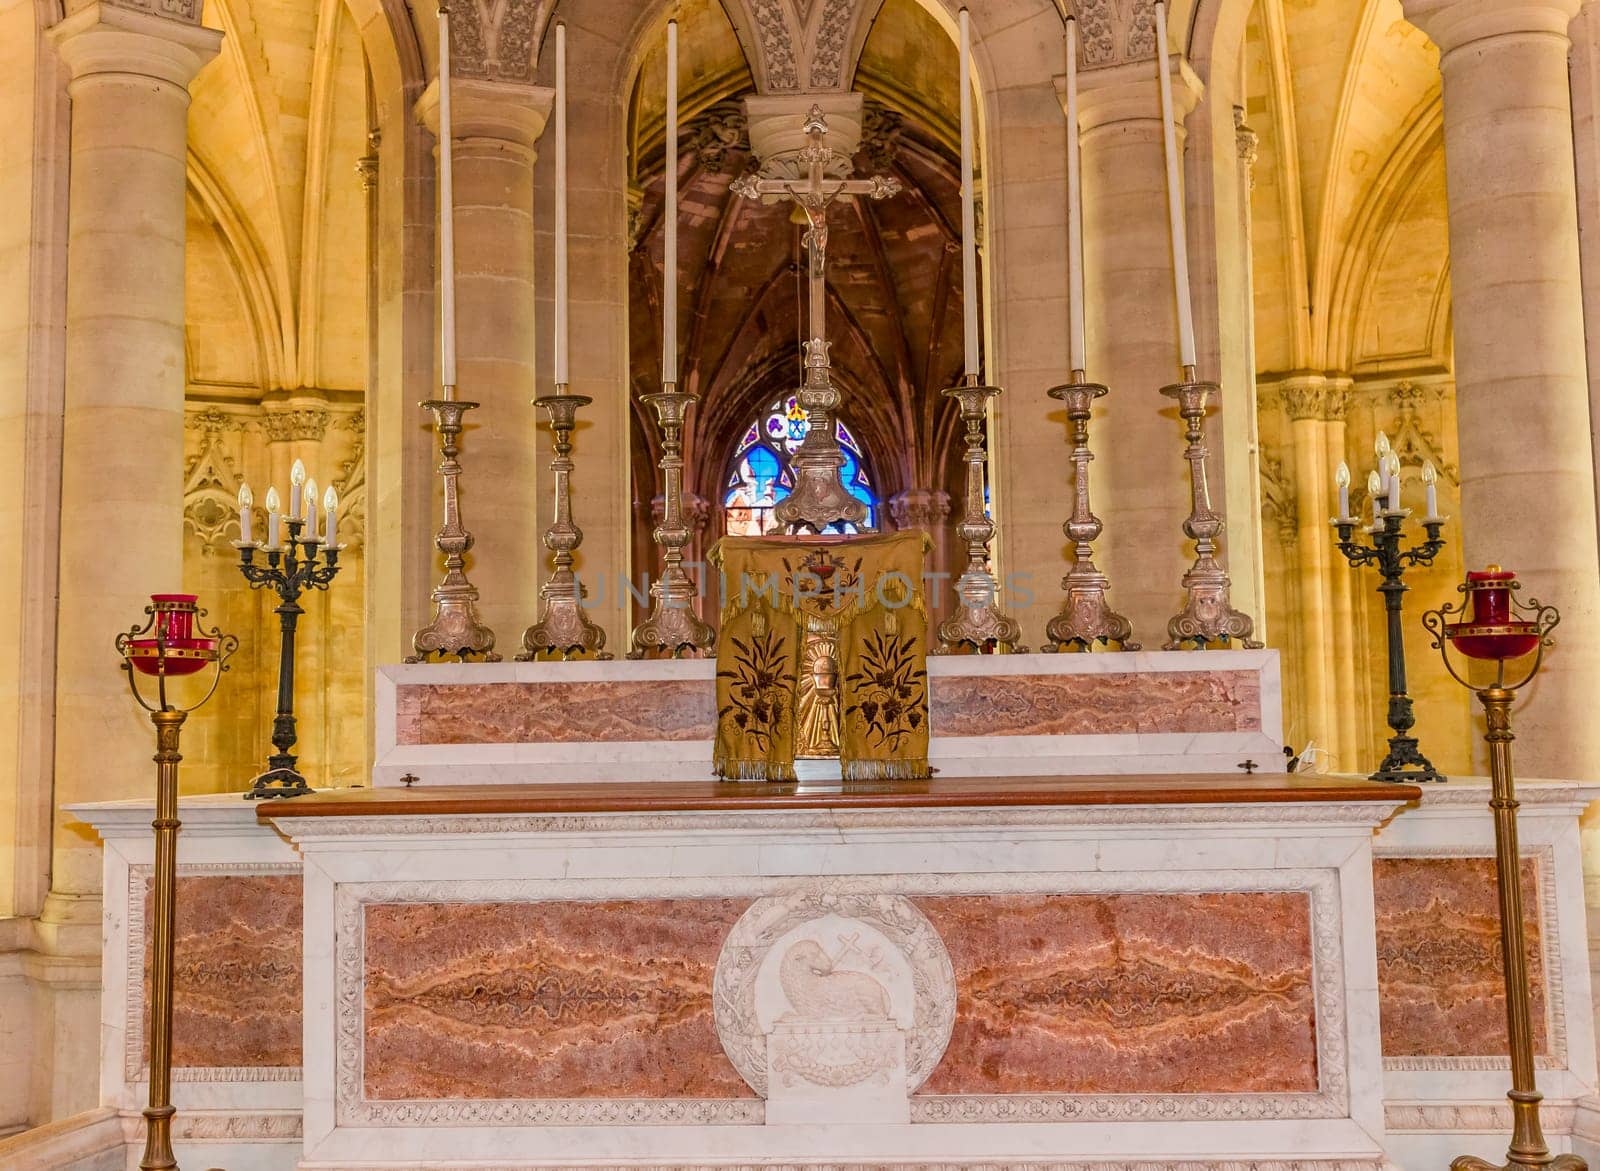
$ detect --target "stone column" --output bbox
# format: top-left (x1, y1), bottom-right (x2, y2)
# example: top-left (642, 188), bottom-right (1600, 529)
top-left (43, 0), bottom-right (219, 916)
top-left (1282, 379), bottom-right (1335, 753)
top-left (889, 487), bottom-right (952, 588)
top-left (416, 77), bottom-right (553, 649)
top-left (1402, 0), bottom-right (1600, 779)
top-left (37, 0), bottom-right (218, 1120)
top-left (1075, 60), bottom-right (1205, 647)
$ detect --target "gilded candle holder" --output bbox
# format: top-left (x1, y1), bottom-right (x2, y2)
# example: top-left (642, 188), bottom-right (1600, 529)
top-left (519, 390), bottom-right (612, 660)
top-left (1043, 372), bottom-right (1137, 651)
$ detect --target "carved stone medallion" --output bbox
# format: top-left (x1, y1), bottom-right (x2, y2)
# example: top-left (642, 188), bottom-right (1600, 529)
top-left (712, 887), bottom-right (955, 1121)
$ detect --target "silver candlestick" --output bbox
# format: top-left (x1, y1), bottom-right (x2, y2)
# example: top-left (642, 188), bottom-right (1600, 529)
top-left (1161, 368), bottom-right (1261, 650)
top-left (518, 391), bottom-right (611, 661)
top-left (407, 394), bottom-right (500, 662)
top-left (935, 376), bottom-right (1024, 653)
top-left (1044, 372), bottom-right (1138, 651)
top-left (628, 384), bottom-right (716, 658)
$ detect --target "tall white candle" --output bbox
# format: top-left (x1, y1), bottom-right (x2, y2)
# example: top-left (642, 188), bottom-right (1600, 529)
top-left (289, 459), bottom-right (306, 520)
top-left (438, 3), bottom-right (458, 397)
top-left (1334, 461), bottom-right (1350, 523)
top-left (264, 487), bottom-right (281, 550)
top-left (238, 482), bottom-right (253, 545)
top-left (958, 7), bottom-right (980, 378)
top-left (1066, 17), bottom-right (1085, 375)
top-left (323, 485), bottom-right (339, 550)
top-left (1385, 451), bottom-right (1401, 511)
top-left (553, 23), bottom-right (569, 387)
top-left (662, 20), bottom-right (679, 385)
top-left (1154, 1), bottom-right (1196, 371)
top-left (1422, 460), bottom-right (1439, 521)
top-left (303, 477), bottom-right (318, 542)
top-left (1367, 470), bottom-right (1382, 525)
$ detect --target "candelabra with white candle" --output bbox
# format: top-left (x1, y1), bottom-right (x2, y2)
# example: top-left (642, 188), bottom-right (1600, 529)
top-left (1330, 447), bottom-right (1448, 782)
top-left (409, 0), bottom-right (500, 663)
top-left (234, 458), bottom-right (343, 799)
top-left (1152, 1), bottom-right (1259, 651)
top-left (1044, 13), bottom-right (1137, 653)
top-left (935, 7), bottom-right (1024, 654)
top-left (522, 22), bottom-right (613, 662)
top-left (631, 17), bottom-right (716, 659)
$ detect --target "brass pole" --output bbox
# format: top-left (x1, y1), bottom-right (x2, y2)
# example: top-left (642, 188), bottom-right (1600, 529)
top-left (141, 707), bottom-right (187, 1171)
top-left (1449, 687), bottom-right (1575, 1171)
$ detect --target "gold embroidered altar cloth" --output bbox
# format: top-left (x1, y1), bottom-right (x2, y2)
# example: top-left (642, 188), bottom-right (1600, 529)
top-left (707, 531), bottom-right (931, 781)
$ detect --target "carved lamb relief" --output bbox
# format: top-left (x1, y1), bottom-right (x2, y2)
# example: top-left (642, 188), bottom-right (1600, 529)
top-left (713, 889), bottom-right (955, 1125)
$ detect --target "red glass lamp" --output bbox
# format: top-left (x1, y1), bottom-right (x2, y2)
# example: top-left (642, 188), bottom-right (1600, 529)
top-left (1441, 567), bottom-right (1547, 663)
top-left (119, 593), bottom-right (226, 678)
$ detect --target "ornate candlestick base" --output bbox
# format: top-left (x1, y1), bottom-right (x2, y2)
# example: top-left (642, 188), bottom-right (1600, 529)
top-left (934, 377), bottom-right (1024, 654)
top-left (1334, 509), bottom-right (1447, 783)
top-left (629, 385), bottom-right (716, 659)
top-left (1160, 372), bottom-right (1261, 651)
top-left (519, 391), bottom-right (612, 661)
top-left (1044, 375), bottom-right (1138, 652)
top-left (408, 394), bottom-right (500, 662)
top-left (773, 339), bottom-right (870, 534)
top-left (1425, 573), bottom-right (1580, 1171)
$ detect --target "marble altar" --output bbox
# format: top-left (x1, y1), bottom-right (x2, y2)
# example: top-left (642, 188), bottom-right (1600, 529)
top-left (374, 648), bottom-right (1282, 785)
top-left (68, 774), bottom-right (1600, 1171)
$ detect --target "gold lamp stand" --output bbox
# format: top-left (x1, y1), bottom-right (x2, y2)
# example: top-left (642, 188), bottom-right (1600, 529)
top-left (1424, 567), bottom-right (1584, 1171)
top-left (115, 595), bottom-right (237, 1170)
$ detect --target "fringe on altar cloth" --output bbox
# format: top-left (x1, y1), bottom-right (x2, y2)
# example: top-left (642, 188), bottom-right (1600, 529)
top-left (716, 759), bottom-right (799, 783)
top-left (842, 757), bottom-right (931, 782)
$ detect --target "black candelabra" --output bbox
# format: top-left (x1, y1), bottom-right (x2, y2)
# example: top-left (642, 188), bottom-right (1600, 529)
top-left (1333, 502), bottom-right (1446, 783)
top-left (237, 514), bottom-right (341, 799)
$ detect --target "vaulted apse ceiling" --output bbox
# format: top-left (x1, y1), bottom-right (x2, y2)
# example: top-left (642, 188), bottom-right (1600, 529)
top-left (626, 0), bottom-right (972, 520)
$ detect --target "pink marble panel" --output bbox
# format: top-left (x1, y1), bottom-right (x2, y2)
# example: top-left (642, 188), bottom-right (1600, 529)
top-left (929, 671), bottom-right (1263, 737)
top-left (915, 892), bottom-right (1317, 1094)
top-left (363, 899), bottom-right (756, 1100)
top-left (1374, 856), bottom-right (1548, 1057)
top-left (140, 873), bottom-right (303, 1069)
top-left (395, 680), bottom-right (715, 745)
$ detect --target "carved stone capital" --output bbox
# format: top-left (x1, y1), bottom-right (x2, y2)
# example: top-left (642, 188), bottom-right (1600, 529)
top-left (889, 488), bottom-right (952, 531)
top-left (1067, 55), bottom-right (1202, 133)
top-left (261, 407), bottom-right (331, 444)
top-left (1234, 106), bottom-right (1259, 186)
top-left (1281, 379), bottom-right (1327, 423)
top-left (1400, 0), bottom-right (1581, 56)
top-left (653, 492), bottom-right (711, 535)
top-left (50, 2), bottom-right (221, 88)
top-left (416, 76), bottom-right (554, 155)
top-left (744, 92), bottom-right (863, 176)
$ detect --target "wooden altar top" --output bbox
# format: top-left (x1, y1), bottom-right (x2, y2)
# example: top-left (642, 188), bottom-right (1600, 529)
top-left (257, 773), bottom-right (1419, 820)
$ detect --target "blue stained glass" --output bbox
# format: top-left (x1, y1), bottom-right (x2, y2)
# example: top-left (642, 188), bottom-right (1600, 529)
top-left (725, 395), bottom-right (879, 536)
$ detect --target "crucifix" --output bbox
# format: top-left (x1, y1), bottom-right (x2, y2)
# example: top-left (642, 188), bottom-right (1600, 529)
top-left (731, 106), bottom-right (901, 533)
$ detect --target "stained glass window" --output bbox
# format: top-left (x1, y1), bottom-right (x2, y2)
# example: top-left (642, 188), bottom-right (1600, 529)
top-left (724, 395), bottom-right (877, 536)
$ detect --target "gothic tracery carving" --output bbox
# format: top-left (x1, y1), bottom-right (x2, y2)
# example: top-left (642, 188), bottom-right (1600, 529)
top-left (182, 408), bottom-right (247, 554)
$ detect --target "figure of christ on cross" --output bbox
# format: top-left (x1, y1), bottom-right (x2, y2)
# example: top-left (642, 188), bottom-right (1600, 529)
top-left (731, 106), bottom-right (902, 533)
